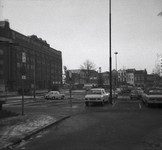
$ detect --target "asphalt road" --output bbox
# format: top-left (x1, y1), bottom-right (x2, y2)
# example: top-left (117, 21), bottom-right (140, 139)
top-left (2, 92), bottom-right (85, 108)
top-left (13, 98), bottom-right (162, 150)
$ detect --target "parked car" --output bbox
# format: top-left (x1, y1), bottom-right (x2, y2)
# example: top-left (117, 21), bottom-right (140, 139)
top-left (130, 89), bottom-right (143, 100)
top-left (107, 90), bottom-right (118, 98)
top-left (113, 90), bottom-right (118, 98)
top-left (85, 88), bottom-right (109, 106)
top-left (44, 91), bottom-right (65, 100)
top-left (142, 88), bottom-right (162, 107)
top-left (116, 88), bottom-right (122, 94)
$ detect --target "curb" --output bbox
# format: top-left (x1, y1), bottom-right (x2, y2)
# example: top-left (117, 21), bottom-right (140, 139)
top-left (0, 116), bottom-right (71, 150)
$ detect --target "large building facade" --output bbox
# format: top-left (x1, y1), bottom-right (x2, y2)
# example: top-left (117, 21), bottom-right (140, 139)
top-left (117, 69), bottom-right (147, 87)
top-left (160, 57), bottom-right (162, 77)
top-left (0, 21), bottom-right (62, 91)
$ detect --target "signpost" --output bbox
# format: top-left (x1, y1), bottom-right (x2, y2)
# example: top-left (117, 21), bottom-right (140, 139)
top-left (69, 71), bottom-right (72, 107)
top-left (5, 85), bottom-right (8, 101)
top-left (21, 52), bottom-right (26, 115)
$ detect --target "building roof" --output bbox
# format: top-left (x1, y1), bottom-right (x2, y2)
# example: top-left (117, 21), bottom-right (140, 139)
top-left (126, 69), bottom-right (136, 73)
top-left (67, 69), bottom-right (80, 74)
top-left (134, 69), bottom-right (147, 74)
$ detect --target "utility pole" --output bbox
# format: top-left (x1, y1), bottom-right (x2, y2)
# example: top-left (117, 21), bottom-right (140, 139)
top-left (69, 71), bottom-right (72, 107)
top-left (114, 52), bottom-right (118, 88)
top-left (109, 0), bottom-right (112, 104)
top-left (33, 52), bottom-right (36, 99)
top-left (21, 52), bottom-right (26, 115)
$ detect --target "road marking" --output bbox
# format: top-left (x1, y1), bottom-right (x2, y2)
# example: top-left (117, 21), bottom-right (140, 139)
top-left (139, 103), bottom-right (142, 109)
top-left (112, 102), bottom-right (116, 107)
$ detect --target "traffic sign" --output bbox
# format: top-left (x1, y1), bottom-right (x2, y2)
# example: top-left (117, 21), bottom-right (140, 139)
top-left (22, 75), bottom-right (26, 80)
top-left (69, 71), bottom-right (72, 80)
top-left (22, 52), bottom-right (26, 63)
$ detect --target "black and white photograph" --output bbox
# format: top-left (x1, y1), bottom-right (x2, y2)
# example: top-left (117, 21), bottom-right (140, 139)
top-left (0, 0), bottom-right (162, 149)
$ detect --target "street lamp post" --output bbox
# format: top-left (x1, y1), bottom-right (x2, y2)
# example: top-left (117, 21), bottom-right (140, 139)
top-left (109, 0), bottom-right (112, 104)
top-left (69, 71), bottom-right (72, 107)
top-left (114, 52), bottom-right (118, 88)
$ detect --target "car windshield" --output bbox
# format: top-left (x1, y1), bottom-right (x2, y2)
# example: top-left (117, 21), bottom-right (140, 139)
top-left (88, 90), bottom-right (102, 94)
top-left (149, 89), bottom-right (162, 94)
top-left (48, 91), bottom-right (53, 94)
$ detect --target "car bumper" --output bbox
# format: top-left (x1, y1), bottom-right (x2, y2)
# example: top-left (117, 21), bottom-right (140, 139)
top-left (85, 99), bottom-right (104, 103)
top-left (146, 100), bottom-right (162, 104)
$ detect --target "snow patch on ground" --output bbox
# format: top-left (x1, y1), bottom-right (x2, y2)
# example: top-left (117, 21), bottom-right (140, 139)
top-left (0, 114), bottom-right (56, 148)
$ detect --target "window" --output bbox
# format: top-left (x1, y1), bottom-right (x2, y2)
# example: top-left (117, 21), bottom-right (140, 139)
top-left (0, 60), bottom-right (4, 64)
top-left (0, 79), bottom-right (4, 84)
top-left (17, 53), bottom-right (21, 59)
top-left (0, 49), bottom-right (3, 55)
top-left (0, 70), bottom-right (4, 75)
top-left (17, 62), bottom-right (21, 67)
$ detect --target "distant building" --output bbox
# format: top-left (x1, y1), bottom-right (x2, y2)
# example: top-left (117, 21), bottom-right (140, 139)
top-left (134, 69), bottom-right (147, 87)
top-left (118, 69), bottom-right (126, 85)
top-left (0, 21), bottom-right (62, 91)
top-left (126, 69), bottom-right (136, 85)
top-left (160, 57), bottom-right (162, 77)
top-left (147, 74), bottom-right (156, 87)
top-left (101, 71), bottom-right (110, 88)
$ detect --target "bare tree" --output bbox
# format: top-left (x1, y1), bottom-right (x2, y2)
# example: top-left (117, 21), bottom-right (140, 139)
top-left (63, 66), bottom-right (67, 75)
top-left (80, 59), bottom-right (96, 83)
top-left (153, 54), bottom-right (162, 76)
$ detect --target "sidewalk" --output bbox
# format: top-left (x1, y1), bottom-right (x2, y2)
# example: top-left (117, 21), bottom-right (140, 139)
top-left (0, 90), bottom-right (48, 98)
top-left (0, 104), bottom-right (85, 150)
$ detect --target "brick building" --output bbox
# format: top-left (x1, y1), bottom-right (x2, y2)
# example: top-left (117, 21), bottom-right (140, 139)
top-left (126, 69), bottom-right (136, 85)
top-left (134, 69), bottom-right (147, 87)
top-left (0, 21), bottom-right (62, 91)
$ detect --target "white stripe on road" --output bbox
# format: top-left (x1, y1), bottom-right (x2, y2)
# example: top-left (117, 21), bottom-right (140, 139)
top-left (139, 103), bottom-right (142, 109)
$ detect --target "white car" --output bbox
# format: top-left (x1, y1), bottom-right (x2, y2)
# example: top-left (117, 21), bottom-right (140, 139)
top-left (85, 88), bottom-right (109, 106)
top-left (142, 88), bottom-right (162, 107)
top-left (44, 91), bottom-right (65, 100)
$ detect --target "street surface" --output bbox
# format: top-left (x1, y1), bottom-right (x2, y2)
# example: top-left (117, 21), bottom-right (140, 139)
top-left (2, 92), bottom-right (85, 108)
top-left (2, 92), bottom-right (162, 150)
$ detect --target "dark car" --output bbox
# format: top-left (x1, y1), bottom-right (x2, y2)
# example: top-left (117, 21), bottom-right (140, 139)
top-left (142, 88), bottom-right (162, 107)
top-left (130, 89), bottom-right (143, 100)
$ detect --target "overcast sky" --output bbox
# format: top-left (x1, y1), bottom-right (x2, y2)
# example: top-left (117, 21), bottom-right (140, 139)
top-left (1, 0), bottom-right (162, 74)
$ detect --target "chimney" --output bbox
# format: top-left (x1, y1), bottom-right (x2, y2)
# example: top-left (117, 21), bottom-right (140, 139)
top-left (99, 67), bottom-right (101, 73)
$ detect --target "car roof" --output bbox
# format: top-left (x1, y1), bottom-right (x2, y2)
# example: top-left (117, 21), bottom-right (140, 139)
top-left (91, 88), bottom-right (104, 90)
top-left (148, 88), bottom-right (162, 90)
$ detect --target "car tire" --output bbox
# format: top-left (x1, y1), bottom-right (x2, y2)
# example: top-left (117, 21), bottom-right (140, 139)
top-left (85, 102), bottom-right (89, 106)
top-left (101, 101), bottom-right (104, 106)
top-left (61, 95), bottom-right (64, 99)
top-left (52, 96), bottom-right (55, 100)
top-left (146, 102), bottom-right (150, 108)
